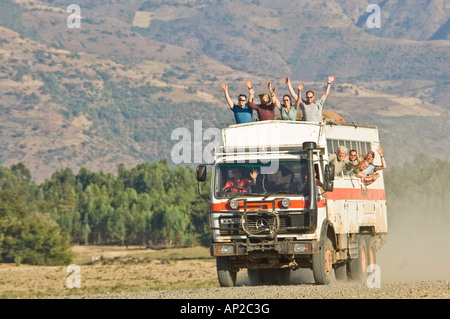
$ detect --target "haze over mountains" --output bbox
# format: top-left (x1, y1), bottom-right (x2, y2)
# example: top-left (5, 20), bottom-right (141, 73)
top-left (0, 0), bottom-right (449, 182)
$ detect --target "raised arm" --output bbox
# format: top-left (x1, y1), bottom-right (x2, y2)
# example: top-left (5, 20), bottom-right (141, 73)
top-left (320, 75), bottom-right (336, 102)
top-left (249, 170), bottom-right (259, 186)
top-left (362, 173), bottom-right (379, 186)
top-left (293, 82), bottom-right (304, 109)
top-left (221, 83), bottom-right (234, 109)
top-left (283, 77), bottom-right (298, 101)
top-left (374, 145), bottom-right (387, 172)
top-left (248, 88), bottom-right (255, 106)
top-left (245, 79), bottom-right (254, 103)
top-left (267, 81), bottom-right (280, 109)
top-left (273, 94), bottom-right (281, 109)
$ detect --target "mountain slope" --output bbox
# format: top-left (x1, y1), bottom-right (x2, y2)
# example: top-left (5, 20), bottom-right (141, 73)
top-left (0, 0), bottom-right (448, 182)
top-left (0, 26), bottom-right (233, 182)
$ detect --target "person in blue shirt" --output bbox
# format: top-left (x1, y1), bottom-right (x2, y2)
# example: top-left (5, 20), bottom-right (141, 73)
top-left (221, 82), bottom-right (253, 124)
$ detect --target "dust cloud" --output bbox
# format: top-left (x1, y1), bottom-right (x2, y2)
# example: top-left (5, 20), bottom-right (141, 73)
top-left (377, 207), bottom-right (450, 282)
top-left (234, 207), bottom-right (450, 286)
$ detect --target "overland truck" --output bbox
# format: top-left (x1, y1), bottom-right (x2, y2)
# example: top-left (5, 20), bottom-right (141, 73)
top-left (196, 120), bottom-right (388, 286)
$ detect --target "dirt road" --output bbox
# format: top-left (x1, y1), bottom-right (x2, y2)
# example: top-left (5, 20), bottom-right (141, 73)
top-left (56, 273), bottom-right (449, 299)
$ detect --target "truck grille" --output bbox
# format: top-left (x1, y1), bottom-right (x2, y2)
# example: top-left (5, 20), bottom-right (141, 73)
top-left (218, 212), bottom-right (309, 236)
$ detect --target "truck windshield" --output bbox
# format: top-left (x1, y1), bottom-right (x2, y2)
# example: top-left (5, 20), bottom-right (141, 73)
top-left (215, 159), bottom-right (310, 198)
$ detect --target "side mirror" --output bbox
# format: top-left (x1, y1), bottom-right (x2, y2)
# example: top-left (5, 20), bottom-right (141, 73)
top-left (324, 164), bottom-right (335, 182)
top-left (196, 165), bottom-right (207, 182)
top-left (323, 164), bottom-right (334, 192)
top-left (323, 181), bottom-right (334, 192)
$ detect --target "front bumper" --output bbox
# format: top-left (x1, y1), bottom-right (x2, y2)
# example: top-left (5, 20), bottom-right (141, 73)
top-left (210, 240), bottom-right (319, 257)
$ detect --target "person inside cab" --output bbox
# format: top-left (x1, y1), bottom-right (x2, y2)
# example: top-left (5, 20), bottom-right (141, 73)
top-left (222, 168), bottom-right (258, 193)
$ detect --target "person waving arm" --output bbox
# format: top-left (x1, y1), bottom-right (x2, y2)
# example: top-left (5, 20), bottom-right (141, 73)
top-left (221, 83), bottom-right (234, 109)
top-left (293, 82), bottom-right (304, 110)
top-left (320, 75), bottom-right (336, 102)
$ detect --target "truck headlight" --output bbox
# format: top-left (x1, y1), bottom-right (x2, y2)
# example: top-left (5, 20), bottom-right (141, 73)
top-left (281, 198), bottom-right (291, 208)
top-left (230, 199), bottom-right (239, 210)
top-left (215, 245), bottom-right (235, 255)
top-left (293, 243), bottom-right (311, 253)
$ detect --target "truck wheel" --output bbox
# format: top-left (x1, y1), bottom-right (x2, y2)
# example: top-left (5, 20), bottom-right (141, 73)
top-left (348, 234), bottom-right (369, 282)
top-left (274, 268), bottom-right (291, 285)
top-left (334, 262), bottom-right (348, 282)
top-left (216, 256), bottom-right (237, 287)
top-left (312, 237), bottom-right (333, 285)
top-left (365, 235), bottom-right (377, 278)
top-left (247, 269), bottom-right (263, 286)
top-left (248, 269), bottom-right (290, 285)
top-left (365, 235), bottom-right (377, 267)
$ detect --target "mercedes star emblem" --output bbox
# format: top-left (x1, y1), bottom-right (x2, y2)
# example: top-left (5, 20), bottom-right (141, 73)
top-left (255, 218), bottom-right (268, 229)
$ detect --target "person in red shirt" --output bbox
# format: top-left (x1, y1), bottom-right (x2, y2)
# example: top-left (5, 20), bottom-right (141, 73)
top-left (247, 80), bottom-right (277, 121)
top-left (223, 168), bottom-right (258, 193)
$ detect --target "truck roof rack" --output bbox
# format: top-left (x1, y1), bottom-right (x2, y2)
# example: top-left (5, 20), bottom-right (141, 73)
top-left (214, 145), bottom-right (326, 157)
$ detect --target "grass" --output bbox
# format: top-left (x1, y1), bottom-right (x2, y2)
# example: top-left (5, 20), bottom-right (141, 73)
top-left (0, 245), bottom-right (218, 299)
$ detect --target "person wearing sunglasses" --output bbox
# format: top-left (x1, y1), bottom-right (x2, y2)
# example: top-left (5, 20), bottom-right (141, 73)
top-left (221, 81), bottom-right (254, 124)
top-left (272, 81), bottom-right (304, 121)
top-left (283, 75), bottom-right (336, 123)
top-left (343, 149), bottom-right (363, 175)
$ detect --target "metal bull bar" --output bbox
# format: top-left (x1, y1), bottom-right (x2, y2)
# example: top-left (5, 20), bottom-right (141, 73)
top-left (240, 210), bottom-right (280, 238)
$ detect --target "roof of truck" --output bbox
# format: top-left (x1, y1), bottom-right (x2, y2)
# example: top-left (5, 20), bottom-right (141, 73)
top-left (227, 119), bottom-right (377, 130)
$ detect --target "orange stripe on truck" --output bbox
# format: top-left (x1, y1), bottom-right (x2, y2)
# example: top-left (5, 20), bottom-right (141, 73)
top-left (210, 199), bottom-right (326, 211)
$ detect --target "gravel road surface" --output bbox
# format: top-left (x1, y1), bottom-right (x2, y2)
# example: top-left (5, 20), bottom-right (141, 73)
top-left (55, 280), bottom-right (448, 299)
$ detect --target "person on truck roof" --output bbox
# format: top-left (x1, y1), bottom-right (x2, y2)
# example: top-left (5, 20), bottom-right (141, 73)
top-left (283, 75), bottom-right (336, 123)
top-left (247, 80), bottom-right (277, 121)
top-left (221, 82), bottom-right (254, 124)
top-left (273, 81), bottom-right (303, 121)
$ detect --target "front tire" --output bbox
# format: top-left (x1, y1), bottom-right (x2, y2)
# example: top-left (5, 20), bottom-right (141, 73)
top-left (312, 237), bottom-right (333, 285)
top-left (216, 256), bottom-right (237, 287)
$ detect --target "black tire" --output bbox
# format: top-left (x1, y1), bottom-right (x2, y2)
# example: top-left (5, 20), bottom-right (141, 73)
top-left (274, 268), bottom-right (291, 285)
top-left (248, 268), bottom-right (291, 285)
top-left (334, 262), bottom-right (348, 282)
top-left (312, 237), bottom-right (333, 285)
top-left (348, 234), bottom-right (369, 282)
top-left (247, 269), bottom-right (263, 286)
top-left (216, 256), bottom-right (237, 287)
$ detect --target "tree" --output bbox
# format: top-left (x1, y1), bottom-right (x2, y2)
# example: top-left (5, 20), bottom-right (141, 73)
top-left (0, 189), bottom-right (73, 265)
